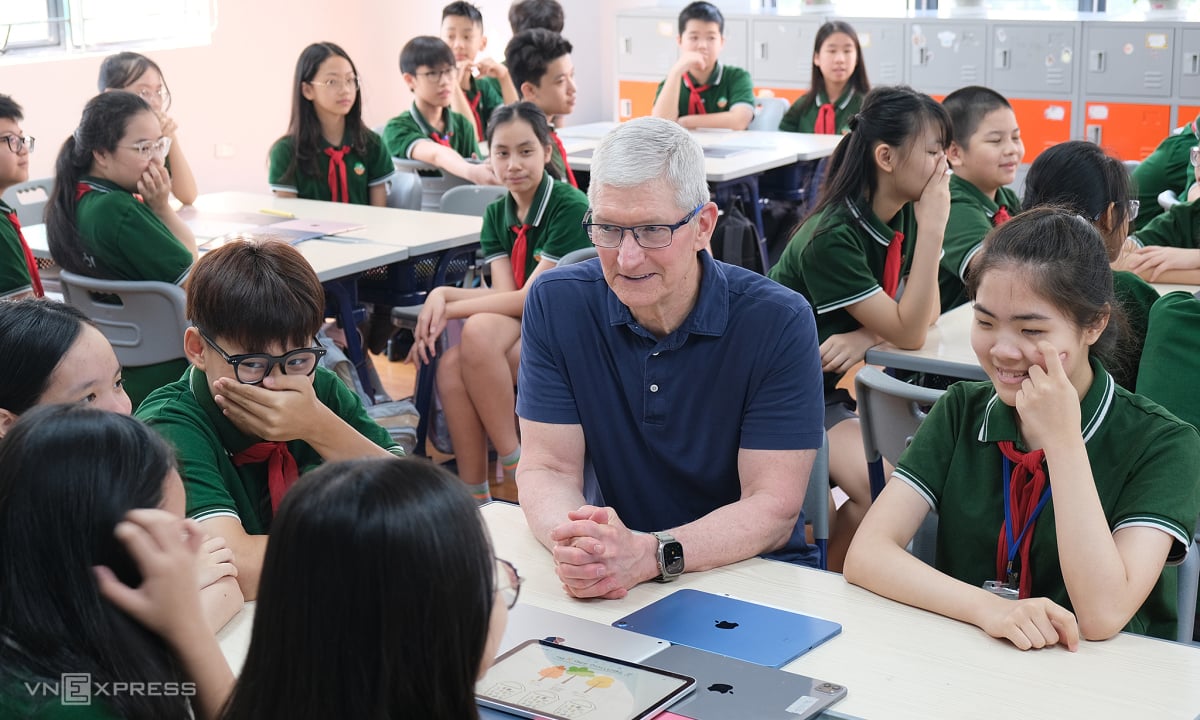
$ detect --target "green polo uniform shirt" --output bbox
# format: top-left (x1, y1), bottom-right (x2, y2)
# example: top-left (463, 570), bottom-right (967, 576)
top-left (940, 175), bottom-right (1021, 312)
top-left (1130, 115), bottom-right (1199, 231)
top-left (0, 199), bottom-right (34, 299)
top-left (480, 172), bottom-right (590, 287)
top-left (769, 197), bottom-right (917, 394)
top-left (383, 103), bottom-right (480, 164)
top-left (654, 62), bottom-right (755, 118)
top-left (894, 357), bottom-right (1200, 639)
top-left (136, 366), bottom-right (404, 534)
top-left (1137, 291), bottom-right (1200, 429)
top-left (0, 688), bottom-right (120, 719)
top-left (1111, 270), bottom-right (1158, 392)
top-left (779, 87), bottom-right (863, 134)
top-left (469, 75), bottom-right (506, 140)
top-left (268, 130), bottom-right (393, 205)
top-left (1130, 195), bottom-right (1200, 249)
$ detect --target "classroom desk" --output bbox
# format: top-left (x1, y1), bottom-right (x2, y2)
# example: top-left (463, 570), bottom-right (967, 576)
top-left (865, 283), bottom-right (1200, 381)
top-left (217, 501), bottom-right (1200, 720)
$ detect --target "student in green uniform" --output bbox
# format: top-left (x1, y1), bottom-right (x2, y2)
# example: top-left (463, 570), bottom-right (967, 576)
top-left (409, 102), bottom-right (589, 502)
top-left (845, 207), bottom-right (1200, 647)
top-left (780, 21), bottom-right (870, 135)
top-left (652, 2), bottom-right (755, 131)
top-left (769, 86), bottom-right (951, 572)
top-left (136, 240), bottom-right (404, 601)
top-left (384, 36), bottom-right (499, 186)
top-left (0, 405), bottom-right (235, 720)
top-left (99, 52), bottom-right (198, 205)
top-left (1021, 140), bottom-right (1153, 391)
top-left (0, 95), bottom-right (41, 300)
top-left (442, 1), bottom-right (518, 142)
top-left (269, 42), bottom-right (393, 205)
top-left (1129, 112), bottom-right (1200, 231)
top-left (1121, 157), bottom-right (1200, 281)
top-left (509, 0), bottom-right (564, 33)
top-left (505, 28), bottom-right (579, 188)
top-left (939, 86), bottom-right (1024, 312)
top-left (45, 91), bottom-right (197, 407)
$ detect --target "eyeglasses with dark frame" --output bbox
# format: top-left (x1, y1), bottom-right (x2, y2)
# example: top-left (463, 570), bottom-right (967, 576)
top-left (1, 135), bottom-right (34, 154)
top-left (581, 204), bottom-right (704, 249)
top-left (196, 327), bottom-right (327, 385)
top-left (495, 558), bottom-right (523, 610)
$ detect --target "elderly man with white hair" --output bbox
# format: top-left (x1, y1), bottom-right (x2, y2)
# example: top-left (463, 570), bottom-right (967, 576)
top-left (515, 117), bottom-right (824, 599)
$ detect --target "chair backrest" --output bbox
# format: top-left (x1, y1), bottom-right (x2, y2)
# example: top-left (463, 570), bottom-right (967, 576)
top-left (394, 157), bottom-right (474, 211)
top-left (1176, 536), bottom-right (1199, 644)
top-left (748, 97), bottom-right (789, 132)
top-left (557, 246), bottom-right (598, 266)
top-left (1122, 159), bottom-right (1140, 175)
top-left (1, 177), bottom-right (53, 226)
top-left (1159, 188), bottom-right (1181, 212)
top-left (58, 270), bottom-right (188, 366)
top-left (439, 184), bottom-right (508, 216)
top-left (386, 169), bottom-right (423, 211)
top-left (802, 429), bottom-right (831, 570)
top-left (855, 366), bottom-right (946, 500)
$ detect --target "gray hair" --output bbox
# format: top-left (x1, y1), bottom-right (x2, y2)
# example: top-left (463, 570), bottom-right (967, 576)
top-left (587, 117), bottom-right (710, 213)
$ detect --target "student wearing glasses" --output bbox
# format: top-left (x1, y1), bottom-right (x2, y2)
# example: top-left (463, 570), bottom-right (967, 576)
top-left (269, 42), bottom-right (394, 206)
top-left (136, 240), bottom-right (404, 600)
top-left (46, 91), bottom-right (198, 406)
top-left (516, 118), bottom-right (825, 600)
top-left (99, 52), bottom-right (198, 205)
top-left (0, 94), bottom-right (42, 300)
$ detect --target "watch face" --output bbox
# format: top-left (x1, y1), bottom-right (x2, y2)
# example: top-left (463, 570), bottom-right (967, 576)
top-left (662, 541), bottom-right (685, 575)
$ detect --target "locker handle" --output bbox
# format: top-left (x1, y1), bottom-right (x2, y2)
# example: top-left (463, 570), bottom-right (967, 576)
top-left (622, 36), bottom-right (632, 55)
top-left (1086, 125), bottom-right (1102, 145)
top-left (994, 49), bottom-right (1010, 70)
top-left (758, 42), bottom-right (768, 60)
top-left (1089, 50), bottom-right (1105, 73)
top-left (1185, 52), bottom-right (1200, 76)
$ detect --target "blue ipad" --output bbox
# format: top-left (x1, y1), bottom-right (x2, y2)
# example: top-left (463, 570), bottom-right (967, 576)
top-left (612, 589), bottom-right (841, 668)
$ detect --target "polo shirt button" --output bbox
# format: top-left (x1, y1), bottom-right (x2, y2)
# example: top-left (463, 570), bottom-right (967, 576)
top-left (650, 384), bottom-right (660, 392)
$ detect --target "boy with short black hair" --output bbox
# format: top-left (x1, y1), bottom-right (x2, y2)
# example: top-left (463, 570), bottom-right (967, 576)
top-left (508, 0), bottom-right (564, 34)
top-left (441, 1), bottom-right (518, 142)
top-left (136, 239), bottom-right (404, 599)
top-left (940, 85), bottom-right (1024, 311)
top-left (651, 1), bottom-right (754, 131)
top-left (0, 95), bottom-right (42, 300)
top-left (384, 36), bottom-right (498, 185)
top-left (505, 29), bottom-right (577, 187)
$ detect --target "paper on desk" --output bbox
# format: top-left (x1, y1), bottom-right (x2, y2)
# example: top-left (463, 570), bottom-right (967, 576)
top-left (198, 228), bottom-right (335, 252)
top-left (268, 218), bottom-right (365, 235)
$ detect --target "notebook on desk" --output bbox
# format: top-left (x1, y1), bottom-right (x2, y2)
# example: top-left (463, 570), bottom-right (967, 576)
top-left (645, 644), bottom-right (848, 720)
top-left (612, 589), bottom-right (841, 668)
top-left (267, 218), bottom-right (364, 235)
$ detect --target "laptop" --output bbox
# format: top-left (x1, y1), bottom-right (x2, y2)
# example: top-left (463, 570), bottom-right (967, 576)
top-left (644, 644), bottom-right (848, 720)
top-left (612, 589), bottom-right (841, 668)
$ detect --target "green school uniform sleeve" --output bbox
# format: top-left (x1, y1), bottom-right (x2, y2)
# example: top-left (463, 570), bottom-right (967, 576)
top-left (779, 94), bottom-right (814, 133)
top-left (1137, 291), bottom-right (1200, 429)
top-left (480, 196), bottom-right (509, 262)
top-left (267, 137), bottom-right (297, 193)
top-left (75, 189), bottom-right (192, 284)
top-left (0, 211), bottom-right (33, 298)
top-left (383, 113), bottom-right (425, 159)
top-left (723, 65), bottom-right (755, 110)
top-left (533, 183), bottom-right (591, 263)
top-left (1131, 129), bottom-right (1198, 231)
top-left (795, 221), bottom-right (885, 319)
top-left (1112, 270), bottom-right (1159, 391)
top-left (364, 131), bottom-right (394, 187)
top-left (449, 110), bottom-right (482, 158)
top-left (1130, 196), bottom-right (1200, 249)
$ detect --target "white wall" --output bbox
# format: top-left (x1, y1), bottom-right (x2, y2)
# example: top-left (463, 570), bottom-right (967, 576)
top-left (0, 0), bottom-right (655, 194)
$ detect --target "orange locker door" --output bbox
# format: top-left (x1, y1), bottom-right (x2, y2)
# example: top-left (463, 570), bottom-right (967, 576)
top-left (755, 87), bottom-right (806, 104)
top-left (1009, 98), bottom-right (1073, 164)
top-left (618, 80), bottom-right (661, 121)
top-left (1084, 102), bottom-right (1172, 162)
top-left (1178, 105), bottom-right (1200, 129)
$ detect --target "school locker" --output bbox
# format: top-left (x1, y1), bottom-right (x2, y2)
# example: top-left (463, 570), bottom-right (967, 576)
top-left (722, 19), bottom-right (750, 74)
top-left (1177, 27), bottom-right (1200, 100)
top-left (989, 20), bottom-right (1078, 95)
top-left (1008, 98), bottom-right (1073, 159)
top-left (1083, 23), bottom-right (1174, 98)
top-left (749, 17), bottom-right (821, 86)
top-left (616, 14), bottom-right (678, 78)
top-left (618, 79), bottom-right (661, 121)
top-left (1084, 101), bottom-right (1172, 161)
top-left (853, 20), bottom-right (907, 87)
top-left (908, 20), bottom-right (987, 92)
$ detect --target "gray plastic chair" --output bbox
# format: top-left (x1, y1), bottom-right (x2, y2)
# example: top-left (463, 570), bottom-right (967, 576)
top-left (1177, 535), bottom-right (1199, 644)
top-left (748, 97), bottom-right (789, 132)
top-left (802, 429), bottom-right (831, 570)
top-left (557, 246), bottom-right (598, 266)
top-left (58, 270), bottom-right (188, 366)
top-left (855, 366), bottom-right (946, 500)
top-left (1159, 188), bottom-right (1182, 212)
top-left (1, 177), bottom-right (52, 226)
top-left (439, 184), bottom-right (507, 216)
top-left (386, 169), bottom-right (422, 211)
top-left (394, 157), bottom-right (473, 212)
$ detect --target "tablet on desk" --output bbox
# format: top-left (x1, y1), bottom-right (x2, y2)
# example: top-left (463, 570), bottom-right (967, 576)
top-left (612, 589), bottom-right (841, 668)
top-left (477, 639), bottom-right (695, 720)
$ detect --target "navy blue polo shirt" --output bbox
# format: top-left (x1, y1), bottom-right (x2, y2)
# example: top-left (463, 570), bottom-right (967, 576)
top-left (517, 250), bottom-right (824, 567)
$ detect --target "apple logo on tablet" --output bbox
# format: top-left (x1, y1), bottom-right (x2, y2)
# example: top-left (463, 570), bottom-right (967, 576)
top-left (707, 683), bottom-right (734, 694)
top-left (714, 620), bottom-right (739, 630)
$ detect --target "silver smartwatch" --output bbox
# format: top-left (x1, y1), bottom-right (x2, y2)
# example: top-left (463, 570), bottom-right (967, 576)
top-left (652, 531), bottom-right (685, 582)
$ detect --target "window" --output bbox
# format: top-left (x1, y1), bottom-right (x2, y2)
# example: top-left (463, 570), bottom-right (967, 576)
top-left (0, 0), bottom-right (214, 57)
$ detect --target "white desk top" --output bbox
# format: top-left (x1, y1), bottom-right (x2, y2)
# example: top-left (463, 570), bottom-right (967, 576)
top-left (865, 283), bottom-right (1199, 380)
top-left (217, 502), bottom-right (1200, 720)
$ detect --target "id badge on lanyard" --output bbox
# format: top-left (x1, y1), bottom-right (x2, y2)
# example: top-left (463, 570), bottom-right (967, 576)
top-left (984, 455), bottom-right (1051, 600)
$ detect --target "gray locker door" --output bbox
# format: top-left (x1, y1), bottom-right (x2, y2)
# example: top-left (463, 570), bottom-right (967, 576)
top-left (1083, 25), bottom-right (1174, 99)
top-left (908, 21), bottom-right (987, 92)
top-left (990, 21), bottom-right (1077, 96)
top-left (616, 14), bottom-right (679, 77)
top-left (750, 17), bottom-right (819, 86)
top-left (854, 20), bottom-right (907, 87)
top-left (1178, 27), bottom-right (1200, 100)
top-left (722, 18), bottom-right (750, 75)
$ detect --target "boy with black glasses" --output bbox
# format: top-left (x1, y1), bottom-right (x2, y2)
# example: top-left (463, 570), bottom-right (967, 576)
top-left (0, 95), bottom-right (40, 301)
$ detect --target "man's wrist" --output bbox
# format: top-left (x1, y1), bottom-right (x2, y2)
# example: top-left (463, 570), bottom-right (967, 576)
top-left (640, 532), bottom-right (661, 584)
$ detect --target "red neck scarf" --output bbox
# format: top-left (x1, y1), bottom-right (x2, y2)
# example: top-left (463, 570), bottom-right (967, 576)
top-left (815, 103), bottom-right (836, 134)
top-left (995, 441), bottom-right (1050, 600)
top-left (468, 90), bottom-right (485, 142)
top-left (993, 205), bottom-right (1012, 225)
top-left (233, 441), bottom-right (300, 512)
top-left (324, 146), bottom-right (350, 203)
top-left (510, 224), bottom-right (531, 289)
top-left (682, 73), bottom-right (710, 116)
top-left (549, 131), bottom-right (578, 188)
top-left (3, 211), bottom-right (43, 297)
top-left (882, 230), bottom-right (903, 298)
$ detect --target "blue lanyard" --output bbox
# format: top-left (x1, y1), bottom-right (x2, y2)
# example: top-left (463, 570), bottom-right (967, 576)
top-left (1002, 456), bottom-right (1053, 566)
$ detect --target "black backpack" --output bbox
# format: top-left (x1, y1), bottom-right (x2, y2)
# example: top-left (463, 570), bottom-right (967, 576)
top-left (709, 198), bottom-right (765, 274)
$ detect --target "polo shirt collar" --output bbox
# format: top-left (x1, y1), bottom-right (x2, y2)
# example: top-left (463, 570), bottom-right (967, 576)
top-left (977, 355), bottom-right (1116, 447)
top-left (409, 102), bottom-right (448, 136)
top-left (844, 197), bottom-right (896, 248)
top-left (605, 249), bottom-right (728, 339)
top-left (78, 176), bottom-right (122, 194)
top-left (503, 171), bottom-right (554, 227)
top-left (816, 86), bottom-right (856, 109)
top-left (950, 173), bottom-right (1001, 215)
top-left (0, 199), bottom-right (13, 215)
top-left (688, 61), bottom-right (724, 88)
top-left (187, 365), bottom-right (269, 454)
